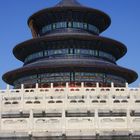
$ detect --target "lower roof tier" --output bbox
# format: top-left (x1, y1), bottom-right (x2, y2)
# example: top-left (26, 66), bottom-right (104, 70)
top-left (13, 34), bottom-right (127, 62)
top-left (3, 58), bottom-right (138, 85)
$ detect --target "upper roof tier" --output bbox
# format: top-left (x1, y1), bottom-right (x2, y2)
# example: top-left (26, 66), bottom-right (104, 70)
top-left (28, 0), bottom-right (111, 35)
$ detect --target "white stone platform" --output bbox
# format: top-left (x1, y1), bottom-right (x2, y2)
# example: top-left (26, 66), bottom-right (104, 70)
top-left (0, 83), bottom-right (140, 139)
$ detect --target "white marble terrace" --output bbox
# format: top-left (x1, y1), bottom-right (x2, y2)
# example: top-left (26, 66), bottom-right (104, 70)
top-left (0, 82), bottom-right (140, 137)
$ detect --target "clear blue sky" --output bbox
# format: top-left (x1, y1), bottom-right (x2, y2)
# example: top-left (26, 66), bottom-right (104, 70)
top-left (0, 0), bottom-right (140, 88)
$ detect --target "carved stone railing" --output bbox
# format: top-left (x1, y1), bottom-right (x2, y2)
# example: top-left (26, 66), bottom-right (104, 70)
top-left (0, 83), bottom-right (140, 138)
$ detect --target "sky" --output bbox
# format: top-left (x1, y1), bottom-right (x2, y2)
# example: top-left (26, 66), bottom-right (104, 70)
top-left (0, 0), bottom-right (140, 88)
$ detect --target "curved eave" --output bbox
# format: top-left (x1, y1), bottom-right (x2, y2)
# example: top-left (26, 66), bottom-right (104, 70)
top-left (27, 6), bottom-right (111, 33)
top-left (3, 63), bottom-right (138, 85)
top-left (13, 34), bottom-right (127, 62)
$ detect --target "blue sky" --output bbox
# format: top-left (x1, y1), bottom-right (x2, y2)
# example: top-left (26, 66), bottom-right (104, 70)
top-left (0, 0), bottom-right (140, 88)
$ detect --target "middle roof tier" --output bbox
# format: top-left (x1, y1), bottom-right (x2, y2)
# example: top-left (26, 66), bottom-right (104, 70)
top-left (13, 34), bottom-right (127, 63)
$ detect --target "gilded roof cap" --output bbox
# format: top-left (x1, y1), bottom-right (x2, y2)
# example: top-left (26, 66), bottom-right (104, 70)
top-left (56, 0), bottom-right (82, 7)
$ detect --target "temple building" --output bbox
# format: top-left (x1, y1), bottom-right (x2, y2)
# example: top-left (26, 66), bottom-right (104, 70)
top-left (0, 0), bottom-right (140, 139)
top-left (2, 0), bottom-right (138, 88)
